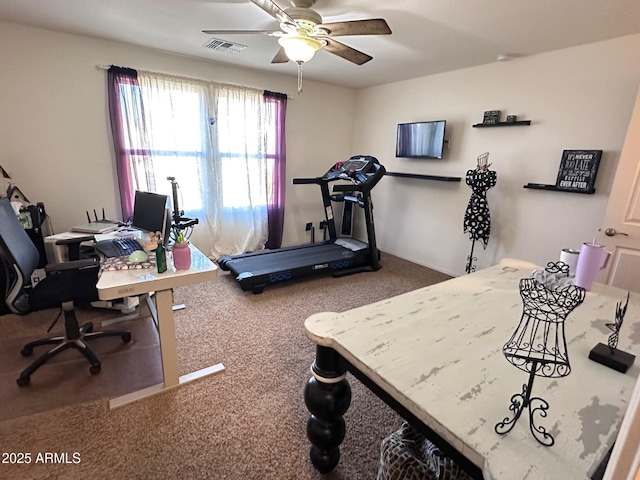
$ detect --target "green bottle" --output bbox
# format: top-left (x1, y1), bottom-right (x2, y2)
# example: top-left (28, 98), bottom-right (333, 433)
top-left (156, 242), bottom-right (167, 273)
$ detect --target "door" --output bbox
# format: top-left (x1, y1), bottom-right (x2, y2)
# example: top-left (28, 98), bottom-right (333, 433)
top-left (602, 85), bottom-right (640, 480)
top-left (599, 86), bottom-right (640, 293)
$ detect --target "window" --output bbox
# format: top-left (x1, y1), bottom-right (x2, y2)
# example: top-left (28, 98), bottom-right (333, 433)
top-left (108, 68), bottom-right (287, 256)
top-left (216, 95), bottom-right (274, 209)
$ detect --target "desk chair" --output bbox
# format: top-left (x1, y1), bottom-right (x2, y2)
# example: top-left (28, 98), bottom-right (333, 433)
top-left (0, 198), bottom-right (132, 386)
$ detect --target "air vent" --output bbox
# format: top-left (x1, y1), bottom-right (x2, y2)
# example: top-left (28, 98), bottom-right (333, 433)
top-left (203, 38), bottom-right (247, 53)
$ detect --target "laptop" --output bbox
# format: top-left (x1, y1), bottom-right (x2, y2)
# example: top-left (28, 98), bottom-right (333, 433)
top-left (70, 222), bottom-right (118, 234)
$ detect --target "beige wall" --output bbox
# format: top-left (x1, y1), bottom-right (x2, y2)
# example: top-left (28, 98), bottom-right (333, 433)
top-left (353, 34), bottom-right (640, 275)
top-left (3, 21), bottom-right (640, 276)
top-left (0, 21), bottom-right (355, 249)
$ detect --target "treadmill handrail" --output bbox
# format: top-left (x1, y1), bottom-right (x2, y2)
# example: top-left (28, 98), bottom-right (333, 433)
top-left (292, 177), bottom-right (321, 185)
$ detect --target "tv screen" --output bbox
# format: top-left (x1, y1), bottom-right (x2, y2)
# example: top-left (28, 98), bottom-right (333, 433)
top-left (396, 120), bottom-right (446, 159)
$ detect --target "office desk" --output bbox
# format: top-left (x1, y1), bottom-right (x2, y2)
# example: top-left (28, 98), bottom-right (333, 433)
top-left (303, 259), bottom-right (640, 479)
top-left (97, 243), bottom-right (224, 408)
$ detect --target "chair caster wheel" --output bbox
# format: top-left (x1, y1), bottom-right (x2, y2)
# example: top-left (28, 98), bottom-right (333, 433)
top-left (17, 376), bottom-right (30, 387)
top-left (122, 332), bottom-right (132, 343)
top-left (20, 346), bottom-right (33, 356)
top-left (90, 364), bottom-right (101, 375)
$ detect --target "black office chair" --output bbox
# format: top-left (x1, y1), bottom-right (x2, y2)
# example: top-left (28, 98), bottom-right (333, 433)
top-left (0, 197), bottom-right (132, 386)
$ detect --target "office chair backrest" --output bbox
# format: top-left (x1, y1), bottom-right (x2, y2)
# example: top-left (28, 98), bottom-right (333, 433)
top-left (0, 197), bottom-right (39, 313)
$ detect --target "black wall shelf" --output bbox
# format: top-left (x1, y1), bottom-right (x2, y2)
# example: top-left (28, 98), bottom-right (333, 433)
top-left (473, 120), bottom-right (531, 128)
top-left (523, 183), bottom-right (595, 194)
top-left (385, 172), bottom-right (461, 182)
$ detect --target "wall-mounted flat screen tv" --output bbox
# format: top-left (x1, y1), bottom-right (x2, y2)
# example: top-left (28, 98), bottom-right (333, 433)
top-left (395, 120), bottom-right (446, 159)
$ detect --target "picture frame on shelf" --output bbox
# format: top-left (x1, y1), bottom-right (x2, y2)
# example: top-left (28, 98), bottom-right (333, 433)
top-left (483, 110), bottom-right (501, 125)
top-left (555, 150), bottom-right (602, 193)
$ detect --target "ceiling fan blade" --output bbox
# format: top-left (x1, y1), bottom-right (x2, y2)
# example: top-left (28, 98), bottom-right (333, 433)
top-left (318, 19), bottom-right (392, 37)
top-left (320, 38), bottom-right (372, 65)
top-left (271, 47), bottom-right (290, 64)
top-left (250, 0), bottom-right (297, 26)
top-left (202, 29), bottom-right (282, 36)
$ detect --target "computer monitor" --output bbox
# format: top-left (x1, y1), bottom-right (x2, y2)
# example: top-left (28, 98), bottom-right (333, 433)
top-left (131, 191), bottom-right (170, 242)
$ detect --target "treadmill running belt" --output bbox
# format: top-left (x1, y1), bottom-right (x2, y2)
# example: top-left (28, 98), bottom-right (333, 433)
top-left (225, 243), bottom-right (357, 277)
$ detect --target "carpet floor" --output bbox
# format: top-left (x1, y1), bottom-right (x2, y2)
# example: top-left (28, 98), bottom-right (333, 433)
top-left (0, 314), bottom-right (161, 422)
top-left (0, 252), bottom-right (451, 480)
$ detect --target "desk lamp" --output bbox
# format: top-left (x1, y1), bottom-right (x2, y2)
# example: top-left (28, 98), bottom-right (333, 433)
top-left (495, 262), bottom-right (585, 446)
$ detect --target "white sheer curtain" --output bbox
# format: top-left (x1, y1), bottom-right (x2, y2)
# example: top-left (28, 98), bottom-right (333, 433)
top-left (127, 72), bottom-right (268, 257)
top-left (205, 83), bottom-right (268, 256)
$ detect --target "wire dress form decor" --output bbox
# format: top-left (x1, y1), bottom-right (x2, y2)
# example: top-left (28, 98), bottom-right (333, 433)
top-left (495, 262), bottom-right (586, 446)
top-left (464, 152), bottom-right (497, 273)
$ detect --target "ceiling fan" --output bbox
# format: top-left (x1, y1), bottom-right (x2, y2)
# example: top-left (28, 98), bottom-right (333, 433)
top-left (202, 0), bottom-right (392, 66)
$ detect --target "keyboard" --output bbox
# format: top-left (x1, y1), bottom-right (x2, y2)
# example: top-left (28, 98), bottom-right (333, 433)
top-left (94, 237), bottom-right (144, 258)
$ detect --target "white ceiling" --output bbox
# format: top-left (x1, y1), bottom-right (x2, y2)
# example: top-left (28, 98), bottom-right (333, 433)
top-left (2, 0), bottom-right (640, 89)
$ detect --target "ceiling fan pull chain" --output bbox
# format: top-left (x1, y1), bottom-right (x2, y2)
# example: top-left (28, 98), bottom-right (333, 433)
top-left (297, 61), bottom-right (303, 94)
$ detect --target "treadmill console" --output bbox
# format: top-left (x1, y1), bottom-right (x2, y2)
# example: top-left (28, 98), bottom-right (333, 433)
top-left (324, 155), bottom-right (377, 182)
top-left (293, 155), bottom-right (384, 189)
top-left (340, 156), bottom-right (375, 175)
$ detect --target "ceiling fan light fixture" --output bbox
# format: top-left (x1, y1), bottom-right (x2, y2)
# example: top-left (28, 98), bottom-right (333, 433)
top-left (278, 34), bottom-right (324, 63)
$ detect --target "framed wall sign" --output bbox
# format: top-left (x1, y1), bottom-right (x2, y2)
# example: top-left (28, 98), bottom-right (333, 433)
top-left (483, 110), bottom-right (501, 125)
top-left (555, 150), bottom-right (602, 193)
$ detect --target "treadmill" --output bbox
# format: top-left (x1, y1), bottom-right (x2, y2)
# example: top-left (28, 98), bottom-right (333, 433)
top-left (217, 155), bottom-right (386, 293)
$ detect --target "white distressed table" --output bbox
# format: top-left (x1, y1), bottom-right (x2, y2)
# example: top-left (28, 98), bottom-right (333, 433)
top-left (303, 259), bottom-right (640, 479)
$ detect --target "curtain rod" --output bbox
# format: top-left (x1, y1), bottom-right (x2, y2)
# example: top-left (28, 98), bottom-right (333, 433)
top-left (95, 64), bottom-right (292, 99)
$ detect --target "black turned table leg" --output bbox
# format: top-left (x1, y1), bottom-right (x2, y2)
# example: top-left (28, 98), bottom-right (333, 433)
top-left (304, 345), bottom-right (352, 473)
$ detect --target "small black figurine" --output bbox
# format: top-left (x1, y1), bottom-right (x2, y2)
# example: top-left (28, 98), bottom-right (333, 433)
top-left (607, 291), bottom-right (629, 351)
top-left (589, 292), bottom-right (634, 373)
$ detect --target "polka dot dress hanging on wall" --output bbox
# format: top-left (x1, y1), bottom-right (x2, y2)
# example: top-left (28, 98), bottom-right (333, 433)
top-left (464, 152), bottom-right (497, 273)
